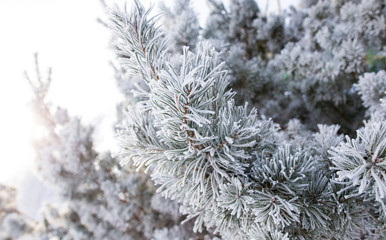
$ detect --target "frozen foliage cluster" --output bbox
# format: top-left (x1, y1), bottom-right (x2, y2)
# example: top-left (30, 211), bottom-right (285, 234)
top-left (201, 0), bottom-right (386, 134)
top-left (355, 70), bottom-right (386, 120)
top-left (0, 184), bottom-right (36, 240)
top-left (1, 0), bottom-right (385, 239)
top-left (115, 0), bottom-right (386, 239)
top-left (160, 0), bottom-right (199, 53)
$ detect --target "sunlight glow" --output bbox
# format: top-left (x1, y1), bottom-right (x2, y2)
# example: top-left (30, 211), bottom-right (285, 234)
top-left (0, 0), bottom-right (117, 184)
top-left (0, 90), bottom-right (35, 185)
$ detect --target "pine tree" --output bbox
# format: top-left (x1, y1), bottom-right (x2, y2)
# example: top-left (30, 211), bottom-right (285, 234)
top-left (1, 0), bottom-right (385, 239)
top-left (115, 0), bottom-right (386, 239)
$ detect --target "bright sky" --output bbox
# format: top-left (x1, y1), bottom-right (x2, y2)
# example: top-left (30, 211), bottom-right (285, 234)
top-left (0, 0), bottom-right (117, 186)
top-left (0, 0), bottom-right (298, 218)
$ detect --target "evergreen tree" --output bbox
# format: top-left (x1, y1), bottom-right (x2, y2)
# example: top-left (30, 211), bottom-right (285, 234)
top-left (1, 0), bottom-right (385, 239)
top-left (115, 0), bottom-right (386, 239)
